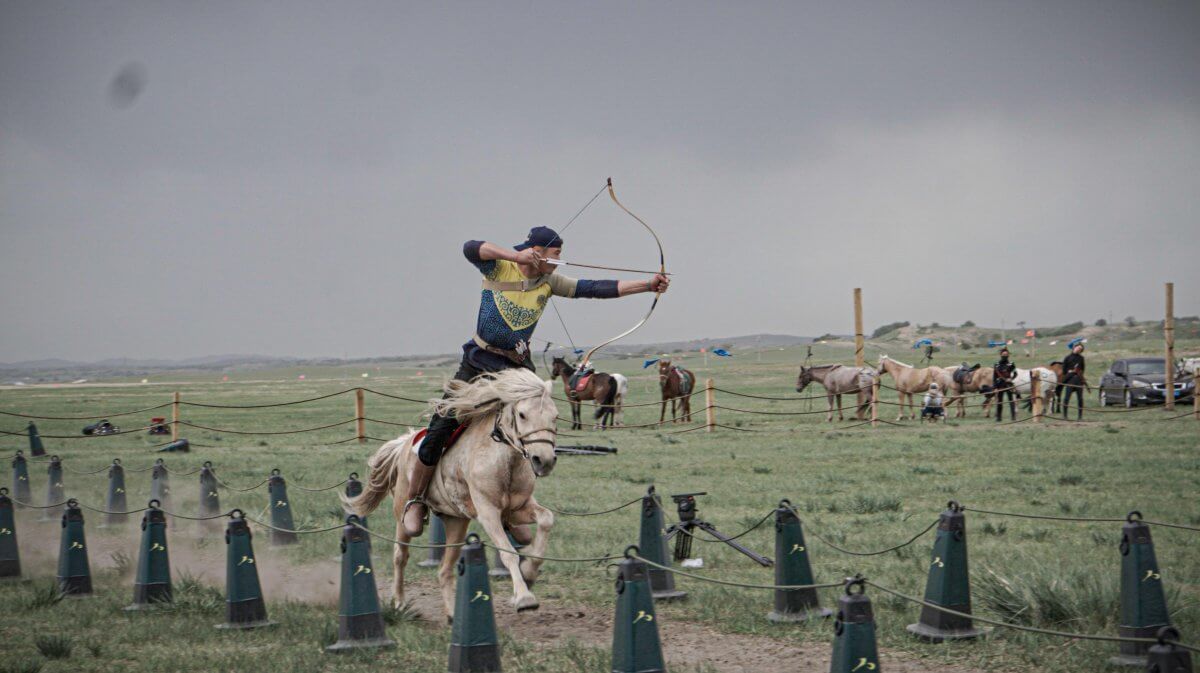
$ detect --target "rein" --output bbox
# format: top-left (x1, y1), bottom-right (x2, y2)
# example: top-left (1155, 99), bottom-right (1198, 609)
top-left (489, 404), bottom-right (557, 462)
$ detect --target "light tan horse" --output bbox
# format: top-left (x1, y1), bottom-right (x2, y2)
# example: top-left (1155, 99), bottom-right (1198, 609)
top-left (937, 365), bottom-right (994, 418)
top-left (795, 364), bottom-right (876, 422)
top-left (876, 355), bottom-right (939, 421)
top-left (344, 369), bottom-right (558, 618)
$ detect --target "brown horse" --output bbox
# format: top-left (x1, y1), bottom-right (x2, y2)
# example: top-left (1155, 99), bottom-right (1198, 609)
top-left (876, 355), bottom-right (939, 421)
top-left (658, 359), bottom-right (695, 423)
top-left (795, 364), bottom-right (875, 422)
top-left (550, 357), bottom-right (618, 430)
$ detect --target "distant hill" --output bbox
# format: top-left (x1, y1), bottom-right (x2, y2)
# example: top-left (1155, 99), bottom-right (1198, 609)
top-left (0, 333), bottom-right (817, 382)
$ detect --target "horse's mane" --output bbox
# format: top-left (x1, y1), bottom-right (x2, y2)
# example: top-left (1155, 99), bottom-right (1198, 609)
top-left (804, 364), bottom-right (841, 371)
top-left (880, 355), bottom-right (914, 368)
top-left (431, 369), bottom-right (553, 423)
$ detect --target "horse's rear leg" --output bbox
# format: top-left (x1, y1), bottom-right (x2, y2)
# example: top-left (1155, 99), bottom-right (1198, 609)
top-left (826, 394), bottom-right (834, 422)
top-left (474, 500), bottom-right (538, 611)
top-left (509, 497), bottom-right (554, 585)
top-left (437, 516), bottom-right (470, 622)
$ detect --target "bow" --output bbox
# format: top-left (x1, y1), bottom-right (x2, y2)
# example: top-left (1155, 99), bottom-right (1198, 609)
top-left (575, 178), bottom-right (666, 369)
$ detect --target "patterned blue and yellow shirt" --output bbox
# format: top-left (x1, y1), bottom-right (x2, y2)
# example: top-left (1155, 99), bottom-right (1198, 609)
top-left (462, 240), bottom-right (618, 371)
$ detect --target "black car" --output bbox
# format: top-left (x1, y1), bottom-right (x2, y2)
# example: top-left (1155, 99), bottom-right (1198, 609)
top-left (1098, 358), bottom-right (1195, 407)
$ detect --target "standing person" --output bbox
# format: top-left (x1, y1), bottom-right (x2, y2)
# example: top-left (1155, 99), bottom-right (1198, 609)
top-left (400, 226), bottom-right (670, 537)
top-left (993, 347), bottom-right (1018, 422)
top-left (1061, 342), bottom-right (1086, 420)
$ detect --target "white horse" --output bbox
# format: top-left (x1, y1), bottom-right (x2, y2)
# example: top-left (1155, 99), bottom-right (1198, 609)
top-left (611, 373), bottom-right (629, 426)
top-left (985, 367), bottom-right (1058, 416)
top-left (345, 369), bottom-right (558, 617)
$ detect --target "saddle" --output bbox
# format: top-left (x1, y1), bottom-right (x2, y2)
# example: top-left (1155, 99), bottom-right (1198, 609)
top-left (568, 366), bottom-right (593, 394)
top-left (673, 367), bottom-right (694, 393)
top-left (952, 363), bottom-right (980, 386)
top-left (411, 424), bottom-right (470, 454)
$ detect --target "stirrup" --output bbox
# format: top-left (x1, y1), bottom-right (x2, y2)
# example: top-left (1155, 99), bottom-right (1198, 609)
top-left (401, 496), bottom-right (428, 523)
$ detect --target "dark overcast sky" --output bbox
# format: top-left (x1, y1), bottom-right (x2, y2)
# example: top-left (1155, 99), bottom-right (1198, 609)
top-left (1, 1), bottom-right (1197, 361)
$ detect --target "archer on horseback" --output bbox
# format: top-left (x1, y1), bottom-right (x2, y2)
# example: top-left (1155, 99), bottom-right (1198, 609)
top-left (401, 225), bottom-right (669, 538)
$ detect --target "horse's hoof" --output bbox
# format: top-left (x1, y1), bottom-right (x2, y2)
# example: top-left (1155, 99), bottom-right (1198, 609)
top-left (513, 594), bottom-right (539, 612)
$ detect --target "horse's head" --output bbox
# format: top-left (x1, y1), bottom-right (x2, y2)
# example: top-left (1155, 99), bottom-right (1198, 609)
top-left (432, 369), bottom-right (559, 477)
top-left (657, 359), bottom-right (672, 379)
top-left (550, 357), bottom-right (571, 379)
top-left (502, 387), bottom-right (559, 477)
top-left (796, 366), bottom-right (812, 393)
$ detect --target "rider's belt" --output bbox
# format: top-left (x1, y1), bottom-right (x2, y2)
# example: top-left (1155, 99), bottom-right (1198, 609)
top-left (473, 334), bottom-right (529, 365)
top-left (481, 276), bottom-right (549, 293)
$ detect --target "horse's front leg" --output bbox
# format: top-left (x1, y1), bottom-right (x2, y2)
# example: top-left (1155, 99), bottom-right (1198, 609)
top-left (671, 398), bottom-right (678, 423)
top-left (660, 398), bottom-right (667, 423)
top-left (474, 500), bottom-right (538, 611)
top-left (836, 394), bottom-right (844, 421)
top-left (509, 497), bottom-right (554, 586)
top-left (825, 393), bottom-right (834, 422)
top-left (390, 519), bottom-right (411, 609)
top-left (571, 400), bottom-right (581, 431)
top-left (437, 516), bottom-right (470, 622)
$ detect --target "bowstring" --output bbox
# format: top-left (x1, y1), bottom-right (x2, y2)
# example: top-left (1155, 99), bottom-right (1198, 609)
top-left (547, 182), bottom-right (607, 367)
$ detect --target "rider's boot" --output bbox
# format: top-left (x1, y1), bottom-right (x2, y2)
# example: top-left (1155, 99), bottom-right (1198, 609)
top-left (401, 461), bottom-right (436, 537)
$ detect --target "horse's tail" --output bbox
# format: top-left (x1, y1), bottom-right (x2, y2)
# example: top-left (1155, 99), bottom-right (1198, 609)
top-left (341, 432), bottom-right (413, 517)
top-left (595, 378), bottom-right (619, 420)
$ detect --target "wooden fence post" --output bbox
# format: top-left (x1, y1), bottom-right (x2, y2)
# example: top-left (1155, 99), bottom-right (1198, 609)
top-left (705, 378), bottom-right (715, 432)
top-left (871, 376), bottom-right (880, 428)
top-left (853, 288), bottom-right (865, 368)
top-left (1030, 371), bottom-right (1042, 422)
top-left (171, 391), bottom-right (180, 441)
top-left (355, 389), bottom-right (366, 444)
top-left (1165, 282), bottom-right (1175, 411)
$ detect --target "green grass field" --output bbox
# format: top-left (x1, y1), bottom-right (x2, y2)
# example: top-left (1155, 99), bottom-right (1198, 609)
top-left (1, 339), bottom-right (1197, 672)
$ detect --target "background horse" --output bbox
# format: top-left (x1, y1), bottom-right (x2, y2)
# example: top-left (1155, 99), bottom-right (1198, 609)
top-left (344, 369), bottom-right (558, 617)
top-left (658, 359), bottom-right (695, 423)
top-left (608, 373), bottom-right (629, 426)
top-left (876, 355), bottom-right (938, 420)
top-left (938, 365), bottom-right (995, 418)
top-left (795, 363), bottom-right (875, 422)
top-left (551, 357), bottom-right (618, 430)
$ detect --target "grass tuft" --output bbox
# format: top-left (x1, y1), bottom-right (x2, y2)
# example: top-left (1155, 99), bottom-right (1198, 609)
top-left (23, 582), bottom-right (63, 610)
top-left (1057, 475), bottom-right (1085, 486)
top-left (34, 635), bottom-right (73, 660)
top-left (110, 550), bottom-right (133, 577)
top-left (381, 601), bottom-right (422, 625)
top-left (980, 521), bottom-right (1007, 536)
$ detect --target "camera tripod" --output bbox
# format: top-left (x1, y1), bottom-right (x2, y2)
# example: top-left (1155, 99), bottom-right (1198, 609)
top-left (663, 492), bottom-right (773, 567)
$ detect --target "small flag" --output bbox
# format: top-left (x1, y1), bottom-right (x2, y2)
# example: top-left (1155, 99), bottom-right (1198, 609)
top-left (1067, 337), bottom-right (1087, 350)
top-left (712, 349), bottom-right (732, 357)
top-left (1020, 338), bottom-right (1029, 344)
top-left (913, 338), bottom-right (933, 349)
top-left (699, 347), bottom-right (706, 353)
top-left (642, 359), bottom-right (660, 369)
top-left (1049, 340), bottom-right (1058, 345)
top-left (573, 348), bottom-right (585, 355)
top-left (987, 340), bottom-right (1006, 348)
top-left (1025, 329), bottom-right (1035, 337)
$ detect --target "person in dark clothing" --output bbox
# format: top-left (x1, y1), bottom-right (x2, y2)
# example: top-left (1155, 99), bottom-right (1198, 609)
top-left (1060, 343), bottom-right (1086, 419)
top-left (400, 226), bottom-right (670, 538)
top-left (993, 347), bottom-right (1018, 422)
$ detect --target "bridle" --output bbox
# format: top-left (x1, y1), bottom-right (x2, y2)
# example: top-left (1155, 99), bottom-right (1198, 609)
top-left (489, 402), bottom-right (557, 462)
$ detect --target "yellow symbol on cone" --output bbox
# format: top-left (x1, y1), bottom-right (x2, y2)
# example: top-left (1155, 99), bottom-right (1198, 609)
top-left (852, 658), bottom-right (877, 671)
top-left (18, 476), bottom-right (26, 481)
top-left (789, 543), bottom-right (805, 554)
top-left (70, 541), bottom-right (85, 550)
top-left (633, 610), bottom-right (654, 624)
top-left (151, 542), bottom-right (165, 552)
top-left (1143, 569), bottom-right (1162, 582)
top-left (238, 555), bottom-right (255, 566)
top-left (208, 491), bottom-right (218, 498)
top-left (0, 528), bottom-right (11, 535)
top-left (932, 556), bottom-right (944, 568)
top-left (54, 483), bottom-right (63, 488)
top-left (354, 564), bottom-right (371, 576)
top-left (116, 488), bottom-right (125, 493)
top-left (276, 501), bottom-right (287, 507)
top-left (470, 590), bottom-right (490, 602)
